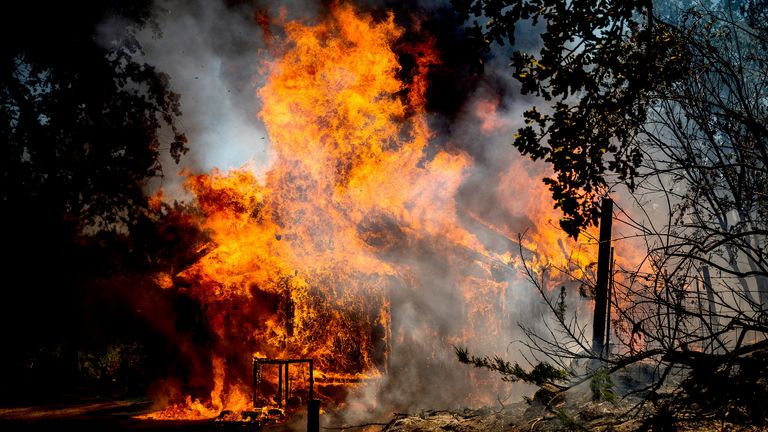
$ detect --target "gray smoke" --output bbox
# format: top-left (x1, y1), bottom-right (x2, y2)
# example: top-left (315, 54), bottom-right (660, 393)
top-left (135, 0), bottom-right (274, 195)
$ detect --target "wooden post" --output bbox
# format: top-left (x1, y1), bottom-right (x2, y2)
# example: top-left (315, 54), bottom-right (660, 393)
top-left (308, 359), bottom-right (314, 401)
top-left (307, 399), bottom-right (320, 432)
top-left (284, 363), bottom-right (290, 405)
top-left (604, 247), bottom-right (615, 357)
top-left (277, 363), bottom-right (283, 407)
top-left (307, 359), bottom-right (319, 432)
top-left (695, 276), bottom-right (704, 349)
top-left (592, 197), bottom-right (613, 357)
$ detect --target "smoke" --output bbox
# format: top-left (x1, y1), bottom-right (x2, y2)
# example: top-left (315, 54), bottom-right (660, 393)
top-left (134, 0), bottom-right (275, 196)
top-left (335, 57), bottom-right (561, 421)
top-left (120, 0), bottom-right (592, 422)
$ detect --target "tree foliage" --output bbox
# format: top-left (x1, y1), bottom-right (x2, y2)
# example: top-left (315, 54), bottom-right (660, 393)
top-left (0, 1), bottom-right (191, 400)
top-left (1, 1), bottom-right (187, 233)
top-left (452, 0), bottom-right (688, 237)
top-left (637, 1), bottom-right (768, 303)
top-left (455, 346), bottom-right (569, 386)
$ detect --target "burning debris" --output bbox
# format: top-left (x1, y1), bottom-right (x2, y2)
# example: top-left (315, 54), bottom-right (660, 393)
top-left (252, 357), bottom-right (315, 408)
top-left (210, 356), bottom-right (318, 430)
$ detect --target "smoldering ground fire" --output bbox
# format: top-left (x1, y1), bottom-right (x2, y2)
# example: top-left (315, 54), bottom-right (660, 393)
top-left (135, 1), bottom-right (616, 423)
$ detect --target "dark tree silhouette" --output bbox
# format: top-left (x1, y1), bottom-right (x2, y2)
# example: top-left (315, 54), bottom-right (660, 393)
top-left (0, 1), bottom-right (191, 400)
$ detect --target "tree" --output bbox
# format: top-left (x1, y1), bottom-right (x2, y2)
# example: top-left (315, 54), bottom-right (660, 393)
top-left (613, 1), bottom-right (768, 423)
top-left (454, 0), bottom-right (768, 428)
top-left (635, 0), bottom-right (768, 306)
top-left (1, 1), bottom-right (187, 233)
top-left (0, 1), bottom-right (188, 399)
top-left (451, 0), bottom-right (687, 237)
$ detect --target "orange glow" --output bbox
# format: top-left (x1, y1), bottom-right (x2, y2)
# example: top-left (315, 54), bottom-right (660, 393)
top-left (474, 97), bottom-right (511, 135)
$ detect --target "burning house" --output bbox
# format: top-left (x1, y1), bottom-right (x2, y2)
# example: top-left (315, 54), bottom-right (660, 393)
top-left (137, 2), bottom-right (603, 424)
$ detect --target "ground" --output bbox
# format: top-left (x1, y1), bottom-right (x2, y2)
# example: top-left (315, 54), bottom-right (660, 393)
top-left (379, 393), bottom-right (768, 432)
top-left (2, 395), bottom-right (766, 431)
top-left (0, 398), bottom-right (318, 432)
top-left (0, 400), bottom-right (209, 431)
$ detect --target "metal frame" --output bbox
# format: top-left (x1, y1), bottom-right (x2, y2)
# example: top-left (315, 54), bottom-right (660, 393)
top-left (252, 357), bottom-right (314, 408)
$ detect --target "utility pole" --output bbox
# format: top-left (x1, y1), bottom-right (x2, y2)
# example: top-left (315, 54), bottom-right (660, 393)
top-left (592, 197), bottom-right (613, 357)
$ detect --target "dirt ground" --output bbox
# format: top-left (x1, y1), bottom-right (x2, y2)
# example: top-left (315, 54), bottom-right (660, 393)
top-left (2, 396), bottom-right (766, 432)
top-left (0, 399), bottom-right (317, 432)
top-left (0, 399), bottom-right (210, 431)
top-left (378, 393), bottom-right (768, 432)
top-left (378, 398), bottom-right (644, 432)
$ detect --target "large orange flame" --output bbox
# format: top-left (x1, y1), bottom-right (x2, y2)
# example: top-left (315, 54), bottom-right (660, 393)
top-left (144, 4), bottom-right (616, 420)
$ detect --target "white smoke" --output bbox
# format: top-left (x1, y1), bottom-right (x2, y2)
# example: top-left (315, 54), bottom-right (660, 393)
top-left (135, 0), bottom-right (274, 196)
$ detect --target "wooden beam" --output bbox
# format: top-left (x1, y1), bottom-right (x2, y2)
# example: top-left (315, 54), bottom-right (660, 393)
top-left (592, 197), bottom-right (613, 357)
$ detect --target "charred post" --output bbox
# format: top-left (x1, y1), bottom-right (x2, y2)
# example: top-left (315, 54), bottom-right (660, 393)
top-left (277, 363), bottom-right (283, 407)
top-left (307, 399), bottom-right (320, 432)
top-left (308, 359), bottom-right (314, 401)
top-left (604, 247), bottom-right (615, 356)
top-left (284, 363), bottom-right (289, 406)
top-left (253, 362), bottom-right (262, 408)
top-left (591, 197), bottom-right (613, 357)
top-left (308, 359), bottom-right (319, 432)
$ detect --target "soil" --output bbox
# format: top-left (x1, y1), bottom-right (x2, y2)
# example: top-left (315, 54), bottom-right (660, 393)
top-left (0, 399), bottom-right (210, 431)
top-left (379, 398), bottom-right (644, 432)
top-left (0, 398), bottom-right (320, 432)
top-left (3, 394), bottom-right (766, 431)
top-left (378, 393), bottom-right (767, 432)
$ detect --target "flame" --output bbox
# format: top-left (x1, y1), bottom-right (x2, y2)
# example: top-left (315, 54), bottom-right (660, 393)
top-left (143, 3), bottom-right (639, 421)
